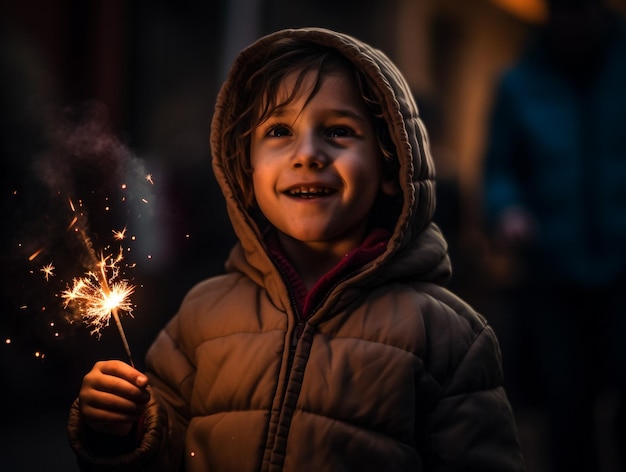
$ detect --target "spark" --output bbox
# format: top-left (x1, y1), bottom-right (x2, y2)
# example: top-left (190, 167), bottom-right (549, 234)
top-left (67, 216), bottom-right (78, 230)
top-left (112, 227), bottom-right (127, 240)
top-left (40, 263), bottom-right (55, 281)
top-left (145, 174), bottom-right (154, 185)
top-left (28, 248), bottom-right (44, 261)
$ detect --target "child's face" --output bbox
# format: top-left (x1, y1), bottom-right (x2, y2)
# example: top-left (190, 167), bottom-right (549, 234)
top-left (250, 68), bottom-right (393, 250)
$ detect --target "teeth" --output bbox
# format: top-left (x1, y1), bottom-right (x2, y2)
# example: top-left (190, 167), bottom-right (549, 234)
top-left (289, 187), bottom-right (332, 196)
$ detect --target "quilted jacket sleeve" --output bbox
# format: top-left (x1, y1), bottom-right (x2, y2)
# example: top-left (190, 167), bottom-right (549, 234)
top-left (428, 324), bottom-right (525, 471)
top-left (67, 316), bottom-right (195, 471)
top-left (67, 389), bottom-right (173, 472)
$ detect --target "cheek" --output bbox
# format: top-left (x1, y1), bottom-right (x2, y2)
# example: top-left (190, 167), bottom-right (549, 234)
top-left (251, 167), bottom-right (276, 208)
top-left (251, 170), bottom-right (265, 199)
top-left (345, 153), bottom-right (383, 192)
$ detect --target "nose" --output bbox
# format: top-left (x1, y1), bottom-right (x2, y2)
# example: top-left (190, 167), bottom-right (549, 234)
top-left (292, 131), bottom-right (328, 170)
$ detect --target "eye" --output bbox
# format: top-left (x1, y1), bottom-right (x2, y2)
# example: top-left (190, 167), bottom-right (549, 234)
top-left (327, 126), bottom-right (355, 138)
top-left (266, 125), bottom-right (292, 138)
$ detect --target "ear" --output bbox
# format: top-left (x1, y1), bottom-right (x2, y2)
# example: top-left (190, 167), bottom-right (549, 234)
top-left (380, 178), bottom-right (401, 196)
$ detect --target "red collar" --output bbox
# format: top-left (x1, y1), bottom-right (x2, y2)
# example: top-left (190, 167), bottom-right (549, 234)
top-left (266, 229), bottom-right (391, 320)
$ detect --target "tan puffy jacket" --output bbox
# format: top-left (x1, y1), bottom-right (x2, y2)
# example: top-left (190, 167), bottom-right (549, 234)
top-left (68, 28), bottom-right (524, 471)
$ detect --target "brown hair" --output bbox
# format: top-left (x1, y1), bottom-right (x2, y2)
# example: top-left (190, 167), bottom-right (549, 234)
top-left (222, 37), bottom-right (398, 209)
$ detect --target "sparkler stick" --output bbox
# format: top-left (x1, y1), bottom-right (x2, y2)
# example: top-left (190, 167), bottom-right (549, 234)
top-left (110, 308), bottom-right (135, 367)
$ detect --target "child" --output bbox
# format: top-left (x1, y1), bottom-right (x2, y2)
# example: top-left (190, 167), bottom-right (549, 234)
top-left (68, 27), bottom-right (524, 471)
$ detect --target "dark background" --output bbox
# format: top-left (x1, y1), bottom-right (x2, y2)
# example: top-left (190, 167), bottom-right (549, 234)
top-left (2, 1), bottom-right (626, 471)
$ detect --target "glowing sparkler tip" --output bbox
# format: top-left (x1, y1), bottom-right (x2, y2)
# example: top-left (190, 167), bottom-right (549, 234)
top-left (62, 249), bottom-right (135, 339)
top-left (62, 274), bottom-right (135, 337)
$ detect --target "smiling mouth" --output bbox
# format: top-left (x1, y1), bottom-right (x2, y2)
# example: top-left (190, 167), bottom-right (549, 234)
top-left (287, 186), bottom-right (337, 198)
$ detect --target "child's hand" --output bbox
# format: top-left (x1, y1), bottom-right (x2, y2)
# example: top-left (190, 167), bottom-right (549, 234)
top-left (79, 360), bottom-right (150, 437)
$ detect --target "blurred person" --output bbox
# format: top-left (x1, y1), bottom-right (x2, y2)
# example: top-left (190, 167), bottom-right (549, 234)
top-left (482, 1), bottom-right (626, 470)
top-left (66, 28), bottom-right (524, 471)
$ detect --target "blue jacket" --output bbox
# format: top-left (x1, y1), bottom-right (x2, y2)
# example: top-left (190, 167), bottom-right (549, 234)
top-left (483, 19), bottom-right (626, 287)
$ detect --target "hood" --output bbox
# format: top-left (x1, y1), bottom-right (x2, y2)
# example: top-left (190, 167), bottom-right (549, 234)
top-left (210, 27), bottom-right (449, 295)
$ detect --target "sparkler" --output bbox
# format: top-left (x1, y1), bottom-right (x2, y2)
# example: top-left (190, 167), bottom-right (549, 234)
top-left (60, 199), bottom-right (137, 367)
top-left (5, 107), bottom-right (159, 364)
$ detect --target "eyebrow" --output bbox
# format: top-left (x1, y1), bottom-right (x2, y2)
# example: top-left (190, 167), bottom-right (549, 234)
top-left (327, 108), bottom-right (369, 123)
top-left (267, 106), bottom-right (369, 124)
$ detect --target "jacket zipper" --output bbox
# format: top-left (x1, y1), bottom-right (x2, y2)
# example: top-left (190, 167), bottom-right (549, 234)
top-left (274, 262), bottom-right (302, 373)
top-left (288, 269), bottom-right (358, 359)
top-left (270, 266), bottom-right (362, 467)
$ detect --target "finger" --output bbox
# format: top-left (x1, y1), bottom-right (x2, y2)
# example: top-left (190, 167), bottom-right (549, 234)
top-left (82, 374), bottom-right (150, 405)
top-left (95, 360), bottom-right (150, 388)
top-left (81, 403), bottom-right (140, 427)
top-left (81, 390), bottom-right (147, 416)
top-left (85, 362), bottom-right (150, 401)
top-left (81, 402), bottom-right (144, 424)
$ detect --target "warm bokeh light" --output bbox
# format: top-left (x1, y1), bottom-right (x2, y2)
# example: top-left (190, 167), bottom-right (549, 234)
top-left (490, 0), bottom-right (548, 23)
